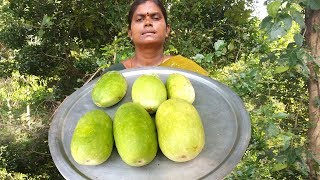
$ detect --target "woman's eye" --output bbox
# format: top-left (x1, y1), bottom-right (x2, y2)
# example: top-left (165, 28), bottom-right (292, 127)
top-left (136, 17), bottom-right (144, 22)
top-left (152, 16), bottom-right (160, 20)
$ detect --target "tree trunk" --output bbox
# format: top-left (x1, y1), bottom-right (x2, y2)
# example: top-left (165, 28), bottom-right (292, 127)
top-left (305, 9), bottom-right (320, 180)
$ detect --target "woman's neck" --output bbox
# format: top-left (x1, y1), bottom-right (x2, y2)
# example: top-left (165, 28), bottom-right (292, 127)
top-left (131, 47), bottom-right (165, 67)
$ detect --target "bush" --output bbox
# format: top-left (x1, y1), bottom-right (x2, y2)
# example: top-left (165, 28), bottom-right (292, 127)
top-left (0, 71), bottom-right (63, 179)
top-left (214, 58), bottom-right (309, 179)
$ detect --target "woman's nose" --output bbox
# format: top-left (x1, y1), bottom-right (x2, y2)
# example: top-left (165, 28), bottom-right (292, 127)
top-left (144, 16), bottom-right (152, 27)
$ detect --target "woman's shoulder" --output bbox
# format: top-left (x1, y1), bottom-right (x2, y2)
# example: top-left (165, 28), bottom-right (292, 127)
top-left (163, 55), bottom-right (189, 62)
top-left (160, 55), bottom-right (209, 76)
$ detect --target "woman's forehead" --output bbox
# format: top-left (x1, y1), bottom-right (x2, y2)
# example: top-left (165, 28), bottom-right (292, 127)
top-left (133, 1), bottom-right (162, 16)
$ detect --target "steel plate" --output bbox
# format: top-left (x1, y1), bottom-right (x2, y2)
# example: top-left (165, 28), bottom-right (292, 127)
top-left (48, 67), bottom-right (251, 180)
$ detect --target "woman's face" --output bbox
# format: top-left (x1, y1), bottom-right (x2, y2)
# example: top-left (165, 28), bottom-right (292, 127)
top-left (128, 1), bottom-right (170, 46)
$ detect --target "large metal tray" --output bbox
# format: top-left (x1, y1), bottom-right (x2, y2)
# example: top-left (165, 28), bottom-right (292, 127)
top-left (48, 67), bottom-right (251, 180)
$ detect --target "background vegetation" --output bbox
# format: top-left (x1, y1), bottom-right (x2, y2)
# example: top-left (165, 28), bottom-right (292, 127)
top-left (0, 0), bottom-right (318, 179)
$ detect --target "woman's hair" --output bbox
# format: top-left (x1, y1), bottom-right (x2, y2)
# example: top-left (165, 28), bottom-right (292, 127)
top-left (128, 0), bottom-right (168, 29)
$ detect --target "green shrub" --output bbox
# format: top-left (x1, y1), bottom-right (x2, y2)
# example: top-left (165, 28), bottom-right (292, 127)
top-left (0, 71), bottom-right (63, 179)
top-left (214, 58), bottom-right (309, 179)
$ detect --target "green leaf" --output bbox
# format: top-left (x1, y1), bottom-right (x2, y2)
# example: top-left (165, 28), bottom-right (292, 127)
top-left (282, 135), bottom-right (291, 150)
top-left (272, 112), bottom-right (289, 119)
top-left (192, 54), bottom-right (204, 60)
top-left (37, 29), bottom-right (45, 38)
top-left (84, 20), bottom-right (93, 31)
top-left (272, 163), bottom-right (288, 172)
top-left (214, 40), bottom-right (225, 51)
top-left (260, 16), bottom-right (273, 30)
top-left (291, 10), bottom-right (305, 29)
top-left (222, 47), bottom-right (227, 55)
top-left (296, 63), bottom-right (310, 77)
top-left (308, 0), bottom-right (320, 10)
top-left (274, 66), bottom-right (290, 74)
top-left (280, 13), bottom-right (293, 29)
top-left (285, 47), bottom-right (300, 66)
top-left (294, 33), bottom-right (304, 47)
top-left (41, 15), bottom-right (53, 27)
top-left (204, 53), bottom-right (214, 63)
top-left (296, 49), bottom-right (313, 62)
top-left (267, 123), bottom-right (280, 137)
top-left (267, 0), bottom-right (282, 18)
top-left (228, 43), bottom-right (235, 51)
top-left (270, 14), bottom-right (292, 41)
top-left (215, 51), bottom-right (223, 57)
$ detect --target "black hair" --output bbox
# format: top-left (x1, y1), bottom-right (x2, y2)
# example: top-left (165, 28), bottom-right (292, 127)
top-left (128, 0), bottom-right (168, 29)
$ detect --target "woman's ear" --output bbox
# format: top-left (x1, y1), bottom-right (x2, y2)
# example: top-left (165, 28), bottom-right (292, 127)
top-left (166, 24), bottom-right (171, 37)
top-left (128, 29), bottom-right (132, 40)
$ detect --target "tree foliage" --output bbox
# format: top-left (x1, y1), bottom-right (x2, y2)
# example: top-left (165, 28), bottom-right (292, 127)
top-left (0, 0), bottom-right (259, 96)
top-left (260, 0), bottom-right (320, 76)
top-left (167, 0), bottom-right (260, 68)
top-left (259, 0), bottom-right (320, 178)
top-left (0, 71), bottom-right (62, 179)
top-left (0, 0), bottom-right (318, 179)
top-left (0, 0), bottom-right (130, 96)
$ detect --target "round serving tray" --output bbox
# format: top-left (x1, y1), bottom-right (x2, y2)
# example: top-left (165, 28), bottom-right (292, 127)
top-left (48, 67), bottom-right (251, 180)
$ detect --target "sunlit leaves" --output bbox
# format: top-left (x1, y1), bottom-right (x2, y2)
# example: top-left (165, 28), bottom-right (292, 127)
top-left (272, 163), bottom-right (288, 172)
top-left (261, 13), bottom-right (293, 41)
top-left (227, 42), bottom-right (235, 51)
top-left (0, 68), bottom-right (61, 177)
top-left (100, 31), bottom-right (133, 65)
top-left (167, 0), bottom-right (258, 68)
top-left (41, 14), bottom-right (53, 27)
top-left (290, 10), bottom-right (305, 29)
top-left (214, 39), bottom-right (227, 57)
top-left (217, 58), bottom-right (308, 178)
top-left (214, 39), bottom-right (226, 51)
top-left (259, 1), bottom-right (314, 79)
top-left (273, 112), bottom-right (289, 119)
top-left (224, 1), bottom-right (252, 25)
top-left (260, 16), bottom-right (273, 31)
top-left (267, 123), bottom-right (280, 137)
top-left (191, 53), bottom-right (214, 64)
top-left (38, 14), bottom-right (54, 38)
top-left (270, 47), bottom-right (313, 76)
top-left (261, 1), bottom-right (307, 44)
top-left (267, 0), bottom-right (282, 18)
top-left (274, 66), bottom-right (290, 74)
top-left (273, 14), bottom-right (292, 40)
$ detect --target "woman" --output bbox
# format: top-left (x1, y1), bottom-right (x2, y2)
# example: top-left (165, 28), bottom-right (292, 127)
top-left (103, 0), bottom-right (208, 76)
